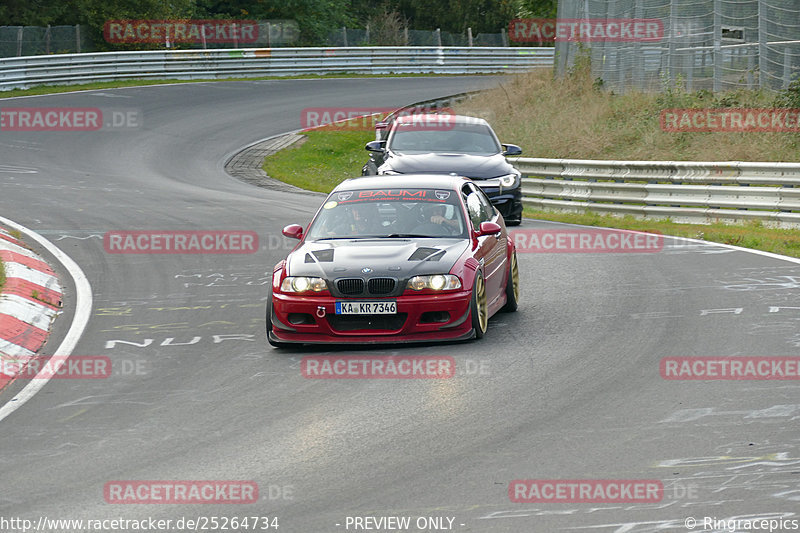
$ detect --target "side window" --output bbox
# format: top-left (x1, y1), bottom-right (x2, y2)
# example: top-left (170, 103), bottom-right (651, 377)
top-left (476, 189), bottom-right (496, 221)
top-left (466, 193), bottom-right (483, 228)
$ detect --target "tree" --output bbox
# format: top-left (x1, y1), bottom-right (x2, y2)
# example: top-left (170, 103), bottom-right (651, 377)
top-left (392, 0), bottom-right (517, 34)
top-left (517, 0), bottom-right (557, 18)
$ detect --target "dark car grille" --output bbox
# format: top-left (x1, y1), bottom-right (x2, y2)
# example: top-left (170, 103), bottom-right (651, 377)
top-left (336, 277), bottom-right (397, 296)
top-left (337, 278), bottom-right (365, 295)
top-left (368, 278), bottom-right (395, 295)
top-left (327, 313), bottom-right (408, 332)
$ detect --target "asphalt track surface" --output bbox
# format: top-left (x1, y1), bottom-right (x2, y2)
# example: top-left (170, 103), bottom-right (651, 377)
top-left (1, 76), bottom-right (800, 533)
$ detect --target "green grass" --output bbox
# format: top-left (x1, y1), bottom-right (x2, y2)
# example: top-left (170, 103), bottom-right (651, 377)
top-left (0, 258), bottom-right (5, 294)
top-left (261, 126), bottom-right (800, 259)
top-left (262, 129), bottom-right (374, 192)
top-left (0, 72), bottom-right (474, 100)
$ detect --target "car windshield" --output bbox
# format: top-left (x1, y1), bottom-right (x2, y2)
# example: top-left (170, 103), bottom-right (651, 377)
top-left (306, 188), bottom-right (467, 240)
top-left (388, 120), bottom-right (501, 155)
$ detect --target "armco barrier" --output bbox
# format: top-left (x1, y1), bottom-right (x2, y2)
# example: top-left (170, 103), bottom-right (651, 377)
top-left (513, 157), bottom-right (800, 227)
top-left (0, 47), bottom-right (554, 90)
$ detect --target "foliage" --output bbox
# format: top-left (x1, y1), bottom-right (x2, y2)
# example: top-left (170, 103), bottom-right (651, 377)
top-left (517, 0), bottom-right (557, 18)
top-left (774, 78), bottom-right (800, 109)
top-left (0, 0), bottom-right (521, 47)
top-left (365, 6), bottom-right (408, 45)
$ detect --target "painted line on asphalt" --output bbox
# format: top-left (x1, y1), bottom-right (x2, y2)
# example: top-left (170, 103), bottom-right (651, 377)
top-left (0, 215), bottom-right (93, 423)
top-left (534, 218), bottom-right (800, 265)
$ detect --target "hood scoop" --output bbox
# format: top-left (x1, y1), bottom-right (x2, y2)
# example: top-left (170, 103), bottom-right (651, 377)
top-left (305, 249), bottom-right (334, 263)
top-left (408, 247), bottom-right (445, 262)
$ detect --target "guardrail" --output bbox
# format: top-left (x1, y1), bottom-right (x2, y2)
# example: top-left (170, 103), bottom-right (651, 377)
top-left (513, 157), bottom-right (800, 227)
top-left (0, 46), bottom-right (554, 90)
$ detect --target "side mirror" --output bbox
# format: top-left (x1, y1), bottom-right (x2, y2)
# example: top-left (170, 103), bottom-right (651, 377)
top-left (502, 144), bottom-right (522, 156)
top-left (476, 221), bottom-right (502, 237)
top-left (365, 140), bottom-right (386, 152)
top-left (282, 224), bottom-right (304, 240)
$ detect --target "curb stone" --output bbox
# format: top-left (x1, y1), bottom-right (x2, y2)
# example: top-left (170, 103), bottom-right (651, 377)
top-left (225, 133), bottom-right (324, 196)
top-left (0, 226), bottom-right (62, 391)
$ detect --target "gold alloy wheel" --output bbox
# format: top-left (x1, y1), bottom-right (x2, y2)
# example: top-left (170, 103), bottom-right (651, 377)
top-left (511, 252), bottom-right (520, 303)
top-left (476, 274), bottom-right (488, 333)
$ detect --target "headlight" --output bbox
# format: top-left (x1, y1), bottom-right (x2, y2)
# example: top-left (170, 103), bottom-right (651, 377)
top-left (407, 274), bottom-right (461, 291)
top-left (497, 173), bottom-right (519, 187)
top-left (280, 276), bottom-right (327, 292)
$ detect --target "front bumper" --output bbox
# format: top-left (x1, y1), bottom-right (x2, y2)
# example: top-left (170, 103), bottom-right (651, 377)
top-left (270, 291), bottom-right (474, 344)
top-left (474, 184), bottom-right (523, 221)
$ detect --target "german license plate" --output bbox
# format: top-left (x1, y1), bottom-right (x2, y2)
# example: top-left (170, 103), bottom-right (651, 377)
top-left (335, 301), bottom-right (397, 315)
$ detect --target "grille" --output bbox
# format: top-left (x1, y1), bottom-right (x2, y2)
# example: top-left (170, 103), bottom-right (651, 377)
top-left (337, 278), bottom-right (364, 295)
top-left (368, 278), bottom-right (396, 295)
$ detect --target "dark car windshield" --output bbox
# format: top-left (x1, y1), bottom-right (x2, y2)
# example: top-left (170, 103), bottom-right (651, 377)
top-left (388, 120), bottom-right (501, 155)
top-left (306, 188), bottom-right (467, 240)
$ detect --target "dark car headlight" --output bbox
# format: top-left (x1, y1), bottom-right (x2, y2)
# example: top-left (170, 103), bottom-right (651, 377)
top-left (280, 276), bottom-right (328, 292)
top-left (498, 173), bottom-right (519, 187)
top-left (407, 274), bottom-right (462, 291)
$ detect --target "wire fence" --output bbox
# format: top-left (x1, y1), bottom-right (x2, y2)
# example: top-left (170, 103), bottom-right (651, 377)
top-left (326, 27), bottom-right (510, 47)
top-left (555, 0), bottom-right (800, 92)
top-left (0, 25), bottom-right (92, 57)
top-left (0, 23), bottom-right (515, 58)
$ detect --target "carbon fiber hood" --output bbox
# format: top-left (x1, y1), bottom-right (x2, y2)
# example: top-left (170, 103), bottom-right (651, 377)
top-left (286, 238), bottom-right (469, 280)
top-left (381, 152), bottom-right (514, 179)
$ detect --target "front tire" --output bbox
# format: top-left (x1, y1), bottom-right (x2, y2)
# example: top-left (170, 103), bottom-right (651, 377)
top-left (470, 272), bottom-right (488, 339)
top-left (501, 250), bottom-right (519, 312)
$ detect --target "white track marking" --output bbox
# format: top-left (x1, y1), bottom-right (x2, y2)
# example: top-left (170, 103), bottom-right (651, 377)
top-left (0, 216), bottom-right (93, 423)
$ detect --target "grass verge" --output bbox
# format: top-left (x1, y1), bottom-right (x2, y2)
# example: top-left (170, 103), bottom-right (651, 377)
top-left (261, 127), bottom-right (800, 259)
top-left (455, 63), bottom-right (800, 162)
top-left (262, 129), bottom-right (374, 193)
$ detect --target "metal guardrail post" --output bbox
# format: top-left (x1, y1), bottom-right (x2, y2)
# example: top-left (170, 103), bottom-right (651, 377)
top-left (713, 0), bottom-right (721, 92)
top-left (783, 48), bottom-right (792, 89)
top-left (758, 0), bottom-right (767, 89)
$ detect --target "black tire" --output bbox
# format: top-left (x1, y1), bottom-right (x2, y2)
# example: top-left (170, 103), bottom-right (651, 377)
top-left (266, 297), bottom-right (291, 348)
top-left (501, 250), bottom-right (519, 312)
top-left (470, 271), bottom-right (489, 339)
top-left (505, 218), bottom-right (522, 227)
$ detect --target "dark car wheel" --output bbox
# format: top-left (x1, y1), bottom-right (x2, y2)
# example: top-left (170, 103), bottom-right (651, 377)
top-left (470, 272), bottom-right (488, 339)
top-left (266, 297), bottom-right (290, 348)
top-left (505, 218), bottom-right (522, 226)
top-left (501, 250), bottom-right (519, 312)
